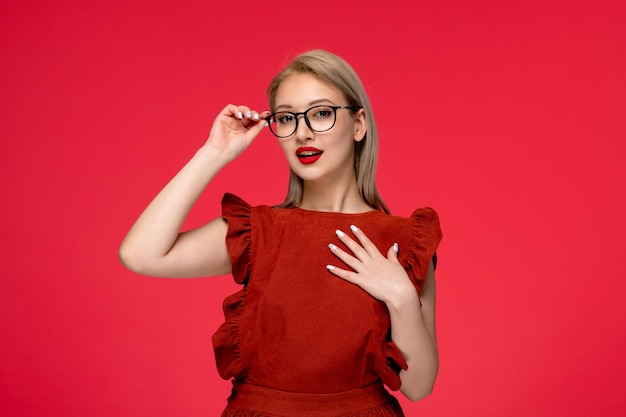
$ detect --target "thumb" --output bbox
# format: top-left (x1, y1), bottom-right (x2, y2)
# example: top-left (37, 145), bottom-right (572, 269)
top-left (387, 243), bottom-right (400, 263)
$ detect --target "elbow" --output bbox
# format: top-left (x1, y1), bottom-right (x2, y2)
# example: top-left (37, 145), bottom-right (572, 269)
top-left (400, 372), bottom-right (437, 402)
top-left (119, 241), bottom-right (170, 277)
top-left (403, 384), bottom-right (434, 402)
top-left (118, 242), bottom-right (146, 274)
top-left (118, 244), bottom-right (135, 271)
top-left (401, 353), bottom-right (439, 402)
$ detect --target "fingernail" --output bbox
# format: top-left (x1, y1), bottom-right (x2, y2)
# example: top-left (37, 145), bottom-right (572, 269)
top-left (246, 111), bottom-right (251, 118)
top-left (264, 121), bottom-right (269, 127)
top-left (393, 243), bottom-right (399, 253)
top-left (253, 113), bottom-right (259, 121)
top-left (237, 111), bottom-right (243, 119)
top-left (335, 229), bottom-right (345, 238)
top-left (328, 243), bottom-right (337, 250)
top-left (326, 265), bottom-right (335, 271)
top-left (350, 225), bottom-right (359, 233)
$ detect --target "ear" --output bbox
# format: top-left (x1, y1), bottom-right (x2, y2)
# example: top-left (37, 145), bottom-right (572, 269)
top-left (353, 108), bottom-right (367, 142)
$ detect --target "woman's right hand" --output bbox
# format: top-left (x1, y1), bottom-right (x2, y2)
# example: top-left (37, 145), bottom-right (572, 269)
top-left (119, 104), bottom-right (270, 278)
top-left (206, 104), bottom-right (270, 162)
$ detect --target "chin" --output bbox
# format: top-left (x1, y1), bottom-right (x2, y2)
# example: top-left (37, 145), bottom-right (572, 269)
top-left (291, 169), bottom-right (323, 183)
top-left (287, 161), bottom-right (318, 181)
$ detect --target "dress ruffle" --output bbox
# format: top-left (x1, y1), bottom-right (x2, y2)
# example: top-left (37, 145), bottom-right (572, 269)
top-left (212, 289), bottom-right (247, 381)
top-left (214, 193), bottom-right (253, 382)
top-left (222, 193), bottom-right (253, 284)
top-left (406, 207), bottom-right (443, 293)
top-left (379, 341), bottom-right (408, 391)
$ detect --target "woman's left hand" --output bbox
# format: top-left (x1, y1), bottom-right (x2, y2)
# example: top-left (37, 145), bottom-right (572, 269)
top-left (326, 225), bottom-right (417, 304)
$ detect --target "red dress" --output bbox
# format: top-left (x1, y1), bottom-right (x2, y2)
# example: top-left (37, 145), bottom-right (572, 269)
top-left (213, 194), bottom-right (442, 416)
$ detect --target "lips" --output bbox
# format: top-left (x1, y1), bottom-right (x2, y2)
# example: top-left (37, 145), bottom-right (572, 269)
top-left (296, 147), bottom-right (323, 164)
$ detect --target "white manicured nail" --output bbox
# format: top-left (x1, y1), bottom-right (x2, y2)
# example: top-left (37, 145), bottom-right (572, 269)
top-left (335, 229), bottom-right (345, 238)
top-left (237, 111), bottom-right (243, 119)
top-left (326, 265), bottom-right (335, 271)
top-left (393, 243), bottom-right (399, 253)
top-left (253, 113), bottom-right (259, 121)
top-left (350, 225), bottom-right (359, 233)
top-left (328, 243), bottom-right (337, 250)
top-left (246, 111), bottom-right (251, 118)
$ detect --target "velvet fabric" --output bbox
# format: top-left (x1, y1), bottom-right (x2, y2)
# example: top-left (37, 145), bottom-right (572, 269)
top-left (222, 381), bottom-right (405, 417)
top-left (212, 193), bottom-right (442, 416)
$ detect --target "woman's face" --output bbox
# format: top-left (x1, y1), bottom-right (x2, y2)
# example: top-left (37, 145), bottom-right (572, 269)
top-left (272, 73), bottom-right (366, 185)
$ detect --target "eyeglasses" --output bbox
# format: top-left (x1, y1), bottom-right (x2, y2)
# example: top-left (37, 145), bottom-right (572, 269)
top-left (266, 105), bottom-right (362, 138)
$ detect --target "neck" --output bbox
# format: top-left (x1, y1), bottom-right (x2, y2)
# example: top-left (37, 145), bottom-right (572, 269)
top-left (299, 175), bottom-right (372, 213)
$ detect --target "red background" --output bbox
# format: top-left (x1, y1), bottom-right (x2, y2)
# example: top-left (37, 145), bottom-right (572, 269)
top-left (2, 1), bottom-right (625, 416)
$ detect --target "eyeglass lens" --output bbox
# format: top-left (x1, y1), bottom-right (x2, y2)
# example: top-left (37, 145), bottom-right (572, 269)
top-left (270, 105), bottom-right (337, 138)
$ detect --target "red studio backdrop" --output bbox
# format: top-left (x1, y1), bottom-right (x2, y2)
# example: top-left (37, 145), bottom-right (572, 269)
top-left (1, 1), bottom-right (625, 416)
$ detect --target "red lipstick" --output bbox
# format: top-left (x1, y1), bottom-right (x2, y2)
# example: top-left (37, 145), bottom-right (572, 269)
top-left (296, 147), bottom-right (323, 165)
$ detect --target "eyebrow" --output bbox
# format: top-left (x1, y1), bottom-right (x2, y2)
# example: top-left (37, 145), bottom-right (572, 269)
top-left (275, 98), bottom-right (337, 111)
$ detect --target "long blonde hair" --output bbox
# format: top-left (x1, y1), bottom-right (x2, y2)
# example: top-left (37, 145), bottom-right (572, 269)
top-left (267, 50), bottom-right (389, 214)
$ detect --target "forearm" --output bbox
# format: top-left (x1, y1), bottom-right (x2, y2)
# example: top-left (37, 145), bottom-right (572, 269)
top-left (387, 286), bottom-right (438, 401)
top-left (118, 145), bottom-right (227, 272)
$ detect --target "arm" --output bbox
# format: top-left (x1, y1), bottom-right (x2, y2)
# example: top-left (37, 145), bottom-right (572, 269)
top-left (118, 105), bottom-right (269, 278)
top-left (327, 227), bottom-right (438, 401)
top-left (387, 260), bottom-right (438, 401)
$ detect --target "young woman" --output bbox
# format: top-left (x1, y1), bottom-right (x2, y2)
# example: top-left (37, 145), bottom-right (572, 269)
top-left (119, 50), bottom-right (442, 417)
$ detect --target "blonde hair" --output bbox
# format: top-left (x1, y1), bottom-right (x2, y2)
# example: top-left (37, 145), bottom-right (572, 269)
top-left (267, 50), bottom-right (389, 214)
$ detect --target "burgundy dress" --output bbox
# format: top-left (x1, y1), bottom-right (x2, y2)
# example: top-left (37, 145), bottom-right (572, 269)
top-left (213, 194), bottom-right (442, 416)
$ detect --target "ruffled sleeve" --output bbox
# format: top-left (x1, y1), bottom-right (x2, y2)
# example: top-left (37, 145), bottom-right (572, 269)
top-left (406, 207), bottom-right (443, 293)
top-left (221, 193), bottom-right (252, 285)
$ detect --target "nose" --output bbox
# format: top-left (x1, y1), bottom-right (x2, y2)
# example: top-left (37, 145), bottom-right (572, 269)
top-left (294, 113), bottom-right (314, 142)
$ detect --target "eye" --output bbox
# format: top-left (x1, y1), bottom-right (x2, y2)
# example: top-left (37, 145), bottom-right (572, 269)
top-left (310, 106), bottom-right (334, 120)
top-left (275, 113), bottom-right (295, 124)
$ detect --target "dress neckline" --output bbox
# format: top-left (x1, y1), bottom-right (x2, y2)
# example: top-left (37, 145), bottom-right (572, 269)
top-left (289, 206), bottom-right (381, 216)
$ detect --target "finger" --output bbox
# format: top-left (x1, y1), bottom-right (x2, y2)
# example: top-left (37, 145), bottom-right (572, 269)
top-left (349, 225), bottom-right (380, 255)
top-left (236, 105), bottom-right (251, 119)
top-left (224, 105), bottom-right (258, 125)
top-left (244, 107), bottom-right (259, 122)
top-left (244, 110), bottom-right (270, 131)
top-left (237, 105), bottom-right (260, 128)
top-left (335, 229), bottom-right (370, 261)
top-left (326, 264), bottom-right (363, 286)
top-left (387, 243), bottom-right (400, 264)
top-left (228, 105), bottom-right (269, 131)
top-left (220, 104), bottom-right (245, 121)
top-left (259, 110), bottom-right (271, 126)
top-left (244, 115), bottom-right (270, 139)
top-left (328, 243), bottom-right (361, 272)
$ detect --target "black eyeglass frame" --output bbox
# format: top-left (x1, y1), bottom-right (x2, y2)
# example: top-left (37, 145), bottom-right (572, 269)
top-left (265, 105), bottom-right (363, 138)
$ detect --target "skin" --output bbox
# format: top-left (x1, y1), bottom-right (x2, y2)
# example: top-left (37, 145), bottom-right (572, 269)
top-left (272, 73), bottom-right (371, 213)
top-left (118, 74), bottom-right (438, 401)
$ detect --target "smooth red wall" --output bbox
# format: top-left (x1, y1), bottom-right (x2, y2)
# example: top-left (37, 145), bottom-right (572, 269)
top-left (2, 1), bottom-right (625, 416)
